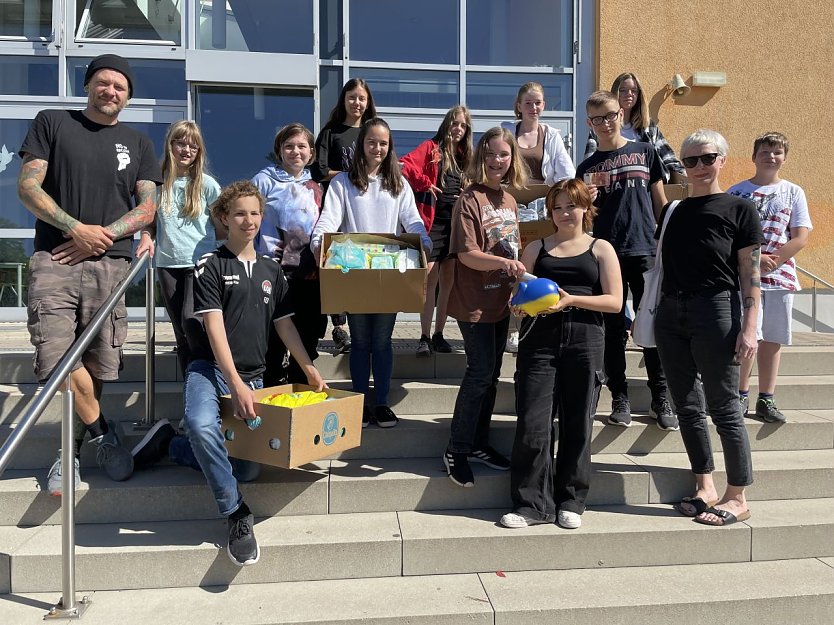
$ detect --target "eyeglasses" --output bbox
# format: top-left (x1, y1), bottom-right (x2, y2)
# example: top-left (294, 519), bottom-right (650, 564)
top-left (618, 88), bottom-right (639, 95)
top-left (588, 111), bottom-right (619, 126)
top-left (485, 151), bottom-right (511, 162)
top-left (173, 140), bottom-right (200, 152)
top-left (681, 153), bottom-right (720, 168)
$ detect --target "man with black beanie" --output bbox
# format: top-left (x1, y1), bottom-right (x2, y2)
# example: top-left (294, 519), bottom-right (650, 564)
top-left (17, 54), bottom-right (162, 496)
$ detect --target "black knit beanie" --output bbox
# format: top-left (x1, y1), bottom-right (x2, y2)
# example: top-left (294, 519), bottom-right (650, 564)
top-left (83, 54), bottom-right (135, 99)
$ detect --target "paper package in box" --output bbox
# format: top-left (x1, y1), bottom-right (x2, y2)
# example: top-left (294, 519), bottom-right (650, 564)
top-left (220, 384), bottom-right (364, 469)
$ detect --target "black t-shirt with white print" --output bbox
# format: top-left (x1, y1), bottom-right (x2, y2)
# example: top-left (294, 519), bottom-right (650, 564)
top-left (191, 246), bottom-right (293, 382)
top-left (19, 109), bottom-right (162, 259)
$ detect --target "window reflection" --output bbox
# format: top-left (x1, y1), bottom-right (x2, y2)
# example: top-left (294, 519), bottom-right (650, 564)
top-left (466, 73), bottom-right (572, 111)
top-left (0, 57), bottom-right (58, 96)
top-left (362, 69), bottom-right (458, 109)
top-left (0, 239), bottom-right (31, 308)
top-left (68, 58), bottom-right (186, 101)
top-left (76, 0), bottom-right (181, 44)
top-left (0, 0), bottom-right (52, 39)
top-left (198, 0), bottom-right (313, 53)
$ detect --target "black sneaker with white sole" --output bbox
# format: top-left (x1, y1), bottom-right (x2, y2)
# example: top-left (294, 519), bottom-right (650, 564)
top-left (131, 419), bottom-right (176, 469)
top-left (649, 399), bottom-right (679, 431)
top-left (362, 405), bottom-right (373, 429)
top-left (374, 405), bottom-right (399, 428)
top-left (332, 326), bottom-right (351, 354)
top-left (443, 450), bottom-right (474, 487)
top-left (608, 396), bottom-right (632, 427)
top-left (416, 335), bottom-right (433, 358)
top-left (469, 445), bottom-right (510, 470)
top-left (227, 510), bottom-right (259, 566)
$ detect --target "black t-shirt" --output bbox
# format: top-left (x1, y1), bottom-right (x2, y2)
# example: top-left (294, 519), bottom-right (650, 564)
top-left (657, 193), bottom-right (764, 294)
top-left (191, 246), bottom-right (294, 381)
top-left (576, 141), bottom-right (664, 257)
top-left (19, 109), bottom-right (162, 258)
top-left (310, 123), bottom-right (362, 196)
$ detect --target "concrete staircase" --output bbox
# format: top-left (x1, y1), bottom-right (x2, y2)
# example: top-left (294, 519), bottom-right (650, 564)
top-left (2, 337), bottom-right (834, 623)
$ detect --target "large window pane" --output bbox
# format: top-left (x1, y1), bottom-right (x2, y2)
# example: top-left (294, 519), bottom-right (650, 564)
top-left (466, 0), bottom-right (573, 68)
top-left (361, 68), bottom-right (458, 109)
top-left (75, 0), bottom-right (181, 44)
top-left (68, 58), bottom-right (186, 101)
top-left (197, 86), bottom-right (314, 185)
top-left (0, 57), bottom-right (58, 96)
top-left (319, 0), bottom-right (342, 60)
top-left (350, 0), bottom-right (458, 64)
top-left (198, 0), bottom-right (313, 53)
top-left (320, 65), bottom-right (343, 124)
top-left (466, 72), bottom-right (572, 111)
top-left (0, 239), bottom-right (32, 308)
top-left (0, 0), bottom-right (52, 38)
top-left (391, 130), bottom-right (436, 159)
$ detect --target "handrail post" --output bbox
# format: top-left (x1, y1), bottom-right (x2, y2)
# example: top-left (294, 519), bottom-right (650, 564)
top-left (142, 264), bottom-right (156, 427)
top-left (812, 281), bottom-right (817, 333)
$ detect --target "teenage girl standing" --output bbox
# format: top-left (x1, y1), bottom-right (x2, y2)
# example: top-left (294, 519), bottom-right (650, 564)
top-left (143, 120), bottom-right (221, 376)
top-left (311, 118), bottom-right (431, 429)
top-left (311, 78), bottom-right (378, 354)
top-left (443, 127), bottom-right (528, 488)
top-left (400, 105), bottom-right (473, 357)
top-left (501, 179), bottom-right (621, 531)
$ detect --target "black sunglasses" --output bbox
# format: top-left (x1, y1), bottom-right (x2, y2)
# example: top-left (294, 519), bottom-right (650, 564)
top-left (682, 153), bottom-right (720, 168)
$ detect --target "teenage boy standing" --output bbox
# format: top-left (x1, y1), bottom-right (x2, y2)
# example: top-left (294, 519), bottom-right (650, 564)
top-left (131, 180), bottom-right (325, 566)
top-left (728, 132), bottom-right (812, 422)
top-left (576, 90), bottom-right (674, 430)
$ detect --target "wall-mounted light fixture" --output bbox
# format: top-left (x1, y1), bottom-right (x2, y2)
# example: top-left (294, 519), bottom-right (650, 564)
top-left (692, 71), bottom-right (727, 87)
top-left (667, 74), bottom-right (691, 98)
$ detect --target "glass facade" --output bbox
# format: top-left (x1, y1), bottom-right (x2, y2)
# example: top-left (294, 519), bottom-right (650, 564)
top-left (0, 0), bottom-right (582, 311)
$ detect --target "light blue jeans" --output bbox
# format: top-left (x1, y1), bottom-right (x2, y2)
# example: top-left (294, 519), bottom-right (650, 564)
top-left (169, 359), bottom-right (262, 517)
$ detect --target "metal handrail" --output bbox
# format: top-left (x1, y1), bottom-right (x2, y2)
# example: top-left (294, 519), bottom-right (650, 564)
top-left (0, 250), bottom-right (156, 619)
top-left (796, 265), bottom-right (833, 333)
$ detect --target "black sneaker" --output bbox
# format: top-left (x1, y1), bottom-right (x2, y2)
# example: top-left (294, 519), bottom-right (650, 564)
top-left (756, 396), bottom-right (786, 423)
top-left (443, 450), bottom-right (474, 487)
top-left (608, 396), bottom-right (632, 427)
top-left (416, 335), bottom-right (433, 358)
top-left (469, 445), bottom-right (510, 470)
top-left (227, 512), bottom-right (259, 566)
top-left (362, 405), bottom-right (373, 429)
top-left (332, 326), bottom-right (351, 354)
top-left (650, 399), bottom-right (679, 431)
top-left (432, 332), bottom-right (454, 353)
top-left (131, 419), bottom-right (176, 469)
top-left (375, 405), bottom-right (399, 428)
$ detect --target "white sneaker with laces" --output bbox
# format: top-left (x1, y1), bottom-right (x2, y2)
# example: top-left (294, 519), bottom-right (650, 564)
top-left (506, 331), bottom-right (519, 353)
top-left (557, 509), bottom-right (582, 529)
top-left (499, 512), bottom-right (551, 529)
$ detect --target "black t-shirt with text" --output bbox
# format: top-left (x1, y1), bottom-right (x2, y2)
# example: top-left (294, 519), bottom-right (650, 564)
top-left (310, 123), bottom-right (361, 197)
top-left (576, 141), bottom-right (663, 257)
top-left (191, 247), bottom-right (294, 381)
top-left (19, 109), bottom-right (162, 258)
top-left (657, 193), bottom-right (764, 294)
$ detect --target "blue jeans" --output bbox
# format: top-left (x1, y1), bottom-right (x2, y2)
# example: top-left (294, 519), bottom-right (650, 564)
top-left (448, 317), bottom-right (510, 454)
top-left (169, 359), bottom-right (262, 517)
top-left (347, 313), bottom-right (396, 406)
top-left (655, 290), bottom-right (753, 487)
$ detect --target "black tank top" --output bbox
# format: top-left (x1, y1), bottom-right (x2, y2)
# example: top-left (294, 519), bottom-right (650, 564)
top-left (533, 238), bottom-right (602, 296)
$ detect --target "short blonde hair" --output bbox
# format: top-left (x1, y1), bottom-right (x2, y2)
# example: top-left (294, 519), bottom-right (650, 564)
top-left (681, 129), bottom-right (729, 157)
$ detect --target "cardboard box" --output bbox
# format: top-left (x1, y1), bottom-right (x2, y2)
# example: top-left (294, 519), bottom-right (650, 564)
top-left (519, 220), bottom-right (555, 250)
top-left (318, 233), bottom-right (428, 314)
top-left (664, 183), bottom-right (693, 201)
top-left (220, 384), bottom-right (363, 469)
top-left (506, 183), bottom-right (550, 205)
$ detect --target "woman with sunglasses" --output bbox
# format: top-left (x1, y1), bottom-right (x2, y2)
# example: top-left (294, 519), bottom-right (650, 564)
top-left (583, 72), bottom-right (685, 183)
top-left (654, 129), bottom-right (764, 527)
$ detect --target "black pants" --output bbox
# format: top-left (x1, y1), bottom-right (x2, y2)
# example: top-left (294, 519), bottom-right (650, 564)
top-left (158, 266), bottom-right (198, 377)
top-left (511, 310), bottom-right (605, 518)
top-left (264, 278), bottom-right (327, 387)
top-left (604, 254), bottom-right (667, 402)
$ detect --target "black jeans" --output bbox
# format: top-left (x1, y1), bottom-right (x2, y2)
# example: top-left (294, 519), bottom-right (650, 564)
top-left (158, 266), bottom-right (198, 377)
top-left (655, 290), bottom-right (753, 487)
top-left (604, 254), bottom-right (667, 402)
top-left (511, 310), bottom-right (605, 518)
top-left (447, 316), bottom-right (510, 454)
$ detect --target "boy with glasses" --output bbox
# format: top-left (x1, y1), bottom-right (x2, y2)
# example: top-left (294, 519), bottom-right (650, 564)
top-left (727, 132), bottom-right (812, 423)
top-left (576, 91), bottom-right (673, 430)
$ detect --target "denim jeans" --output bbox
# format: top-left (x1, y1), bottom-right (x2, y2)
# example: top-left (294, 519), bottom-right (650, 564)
top-left (511, 310), bottom-right (605, 518)
top-left (448, 316), bottom-right (510, 454)
top-left (169, 359), bottom-right (262, 517)
top-left (604, 254), bottom-right (667, 402)
top-left (347, 313), bottom-right (397, 406)
top-left (655, 290), bottom-right (753, 487)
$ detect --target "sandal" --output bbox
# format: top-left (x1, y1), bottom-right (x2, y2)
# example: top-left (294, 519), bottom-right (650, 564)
top-left (694, 506), bottom-right (751, 527)
top-left (674, 496), bottom-right (718, 518)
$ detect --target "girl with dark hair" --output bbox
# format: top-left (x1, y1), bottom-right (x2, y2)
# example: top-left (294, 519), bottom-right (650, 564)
top-left (311, 77), bottom-right (378, 353)
top-left (583, 72), bottom-right (685, 183)
top-left (501, 179), bottom-right (621, 530)
top-left (400, 105), bottom-right (474, 356)
top-left (311, 118), bottom-right (431, 429)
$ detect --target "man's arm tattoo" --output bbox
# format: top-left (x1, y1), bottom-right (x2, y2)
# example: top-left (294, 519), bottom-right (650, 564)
top-left (750, 247), bottom-right (761, 288)
top-left (106, 180), bottom-right (158, 239)
top-left (743, 297), bottom-right (755, 309)
top-left (17, 156), bottom-right (80, 233)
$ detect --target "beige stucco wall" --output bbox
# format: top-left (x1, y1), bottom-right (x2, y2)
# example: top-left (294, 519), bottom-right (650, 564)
top-left (597, 0), bottom-right (834, 284)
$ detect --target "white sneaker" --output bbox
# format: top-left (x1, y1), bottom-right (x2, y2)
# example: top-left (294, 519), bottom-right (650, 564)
top-left (557, 509), bottom-right (582, 529)
top-left (506, 331), bottom-right (519, 353)
top-left (499, 512), bottom-right (550, 529)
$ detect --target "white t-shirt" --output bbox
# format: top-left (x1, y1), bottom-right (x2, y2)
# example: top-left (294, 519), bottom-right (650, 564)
top-left (620, 123), bottom-right (639, 141)
top-left (727, 178), bottom-right (813, 291)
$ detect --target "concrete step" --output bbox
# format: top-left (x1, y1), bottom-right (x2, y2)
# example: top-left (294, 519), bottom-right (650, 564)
top-left (4, 499), bottom-right (834, 593)
top-left (1, 343), bottom-right (831, 384)
top-left (4, 409), bottom-right (832, 471)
